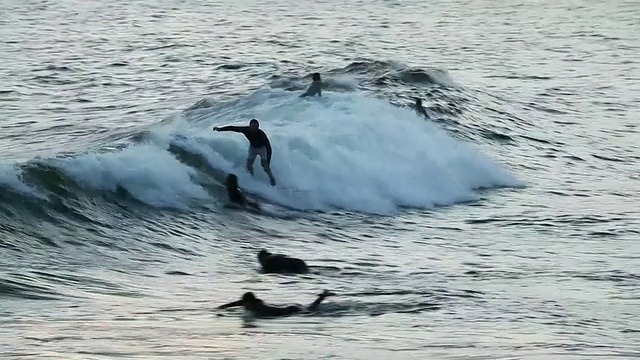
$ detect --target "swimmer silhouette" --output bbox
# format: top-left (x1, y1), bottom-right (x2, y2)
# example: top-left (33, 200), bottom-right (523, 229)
top-left (226, 174), bottom-right (260, 210)
top-left (258, 249), bottom-right (308, 274)
top-left (218, 290), bottom-right (335, 318)
top-left (300, 73), bottom-right (322, 97)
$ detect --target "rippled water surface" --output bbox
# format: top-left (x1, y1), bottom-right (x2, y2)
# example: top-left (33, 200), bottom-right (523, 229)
top-left (1, 0), bottom-right (639, 359)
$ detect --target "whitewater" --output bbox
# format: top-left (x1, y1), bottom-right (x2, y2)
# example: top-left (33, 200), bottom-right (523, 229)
top-left (2, 89), bottom-right (520, 215)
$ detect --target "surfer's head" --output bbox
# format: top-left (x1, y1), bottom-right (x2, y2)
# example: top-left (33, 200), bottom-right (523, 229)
top-left (257, 249), bottom-right (271, 264)
top-left (226, 174), bottom-right (239, 189)
top-left (241, 292), bottom-right (261, 311)
top-left (242, 292), bottom-right (257, 302)
top-left (312, 72), bottom-right (321, 82)
top-left (249, 119), bottom-right (259, 132)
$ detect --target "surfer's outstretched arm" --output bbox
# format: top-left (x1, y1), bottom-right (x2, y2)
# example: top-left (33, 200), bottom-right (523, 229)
top-left (218, 299), bottom-right (244, 309)
top-left (214, 126), bottom-right (248, 133)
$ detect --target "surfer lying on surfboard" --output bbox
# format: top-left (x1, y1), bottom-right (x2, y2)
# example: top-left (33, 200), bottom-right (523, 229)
top-left (226, 174), bottom-right (260, 210)
top-left (218, 290), bottom-right (335, 318)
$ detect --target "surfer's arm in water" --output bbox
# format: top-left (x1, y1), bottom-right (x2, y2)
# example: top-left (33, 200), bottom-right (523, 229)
top-left (217, 299), bottom-right (244, 309)
top-left (307, 290), bottom-right (334, 311)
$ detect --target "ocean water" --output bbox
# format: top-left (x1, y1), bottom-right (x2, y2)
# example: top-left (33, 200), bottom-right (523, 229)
top-left (1, 0), bottom-right (639, 358)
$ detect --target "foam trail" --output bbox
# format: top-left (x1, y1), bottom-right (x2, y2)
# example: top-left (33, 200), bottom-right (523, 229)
top-left (183, 90), bottom-right (521, 214)
top-left (56, 144), bottom-right (210, 209)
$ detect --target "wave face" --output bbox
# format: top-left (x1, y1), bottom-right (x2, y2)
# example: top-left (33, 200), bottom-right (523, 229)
top-left (0, 88), bottom-right (520, 216)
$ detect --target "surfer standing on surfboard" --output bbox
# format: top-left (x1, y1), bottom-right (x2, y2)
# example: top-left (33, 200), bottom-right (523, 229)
top-left (214, 119), bottom-right (277, 186)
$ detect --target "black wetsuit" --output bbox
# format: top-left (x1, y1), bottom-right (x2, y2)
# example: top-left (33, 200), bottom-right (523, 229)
top-left (227, 187), bottom-right (246, 206)
top-left (217, 126), bottom-right (272, 160)
top-left (227, 186), bottom-right (259, 210)
top-left (251, 300), bottom-right (304, 317)
top-left (260, 254), bottom-right (309, 274)
top-left (300, 80), bottom-right (322, 97)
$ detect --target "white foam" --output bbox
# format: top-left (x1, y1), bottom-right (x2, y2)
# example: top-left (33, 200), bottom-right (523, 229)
top-left (181, 90), bottom-right (521, 214)
top-left (327, 76), bottom-right (360, 91)
top-left (57, 143), bottom-right (210, 209)
top-left (424, 69), bottom-right (458, 88)
top-left (40, 89), bottom-right (520, 213)
top-left (0, 163), bottom-right (45, 199)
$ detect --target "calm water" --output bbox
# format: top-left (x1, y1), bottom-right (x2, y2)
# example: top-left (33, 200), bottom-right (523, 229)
top-left (1, 0), bottom-right (639, 359)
